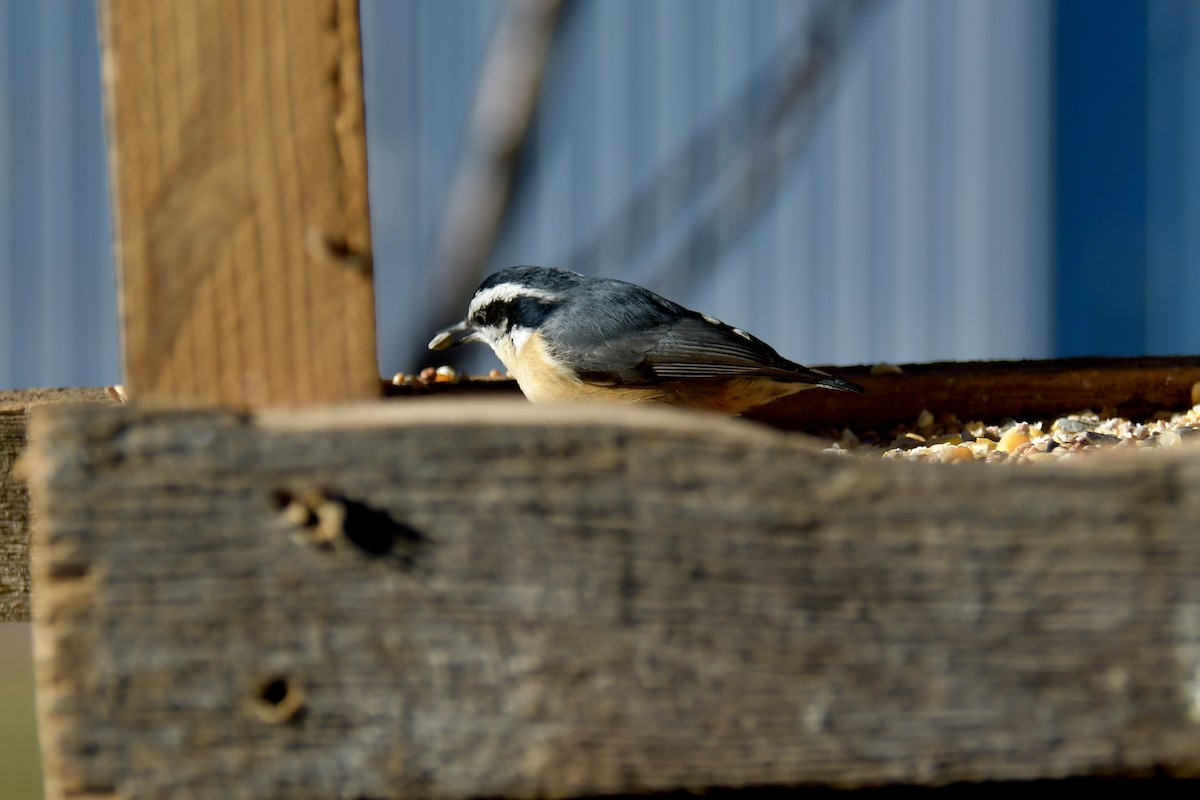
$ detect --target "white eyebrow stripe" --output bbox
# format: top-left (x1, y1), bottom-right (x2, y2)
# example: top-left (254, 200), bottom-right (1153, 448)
top-left (469, 283), bottom-right (560, 316)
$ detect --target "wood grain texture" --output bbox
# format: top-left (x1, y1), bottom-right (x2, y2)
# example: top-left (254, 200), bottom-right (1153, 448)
top-left (0, 389), bottom-right (110, 622)
top-left (744, 356), bottom-right (1200, 433)
top-left (101, 0), bottom-right (379, 406)
top-left (26, 400), bottom-right (1200, 799)
top-left (5, 354), bottom-right (1200, 619)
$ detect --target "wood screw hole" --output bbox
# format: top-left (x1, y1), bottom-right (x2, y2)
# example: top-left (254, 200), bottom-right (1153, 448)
top-left (250, 675), bottom-right (305, 724)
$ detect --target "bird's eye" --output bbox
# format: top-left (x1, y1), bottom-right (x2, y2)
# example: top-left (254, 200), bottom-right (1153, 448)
top-left (472, 305), bottom-right (505, 327)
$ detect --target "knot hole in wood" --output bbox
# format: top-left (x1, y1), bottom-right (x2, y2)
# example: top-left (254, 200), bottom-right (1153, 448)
top-left (305, 228), bottom-right (372, 276)
top-left (271, 488), bottom-right (428, 567)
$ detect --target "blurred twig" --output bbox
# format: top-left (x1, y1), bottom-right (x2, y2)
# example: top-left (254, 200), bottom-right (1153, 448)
top-left (631, 0), bottom-right (875, 297)
top-left (414, 0), bottom-right (563, 369)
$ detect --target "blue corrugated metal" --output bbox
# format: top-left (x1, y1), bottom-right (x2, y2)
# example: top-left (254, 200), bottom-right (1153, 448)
top-left (487, 0), bottom-right (1051, 369)
top-left (1055, 0), bottom-right (1149, 357)
top-left (361, 0), bottom-right (504, 378)
top-left (0, 0), bottom-right (117, 390)
top-left (1148, 0), bottom-right (1200, 355)
top-left (364, 0), bottom-right (1055, 376)
top-left (7, 0), bottom-right (1190, 392)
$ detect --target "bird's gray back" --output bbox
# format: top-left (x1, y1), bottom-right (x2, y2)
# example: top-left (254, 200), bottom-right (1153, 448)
top-left (543, 278), bottom-right (816, 385)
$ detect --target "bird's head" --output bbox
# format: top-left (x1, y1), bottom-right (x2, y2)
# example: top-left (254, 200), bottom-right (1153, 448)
top-left (427, 266), bottom-right (581, 354)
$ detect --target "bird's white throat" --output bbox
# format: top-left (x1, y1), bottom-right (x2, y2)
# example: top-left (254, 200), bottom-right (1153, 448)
top-left (482, 325), bottom-right (536, 374)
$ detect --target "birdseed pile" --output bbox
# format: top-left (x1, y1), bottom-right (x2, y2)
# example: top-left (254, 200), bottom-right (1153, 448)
top-left (393, 369), bottom-right (1200, 463)
top-left (821, 380), bottom-right (1200, 463)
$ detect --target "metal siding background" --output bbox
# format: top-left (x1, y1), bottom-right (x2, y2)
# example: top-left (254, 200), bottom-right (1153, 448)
top-left (1148, 0), bottom-right (1200, 355)
top-left (0, 0), bottom-right (1163, 391)
top-left (0, 0), bottom-right (117, 390)
top-left (1055, 0), bottom-right (1149, 357)
top-left (364, 0), bottom-right (1054, 377)
top-left (361, 0), bottom-right (504, 379)
top-left (472, 0), bottom-right (1056, 369)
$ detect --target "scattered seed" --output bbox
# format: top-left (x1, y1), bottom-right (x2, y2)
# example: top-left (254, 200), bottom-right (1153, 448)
top-left (1158, 430), bottom-right (1182, 448)
top-left (870, 363), bottom-right (903, 375)
top-left (928, 434), bottom-right (964, 446)
top-left (997, 425), bottom-right (1031, 453)
top-left (891, 433), bottom-right (926, 450)
top-left (1053, 417), bottom-right (1090, 433)
top-left (1084, 431), bottom-right (1121, 446)
top-left (940, 446), bottom-right (974, 464)
top-left (969, 439), bottom-right (997, 456)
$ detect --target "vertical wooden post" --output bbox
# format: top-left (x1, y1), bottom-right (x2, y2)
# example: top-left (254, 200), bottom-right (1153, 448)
top-left (100, 0), bottom-right (379, 406)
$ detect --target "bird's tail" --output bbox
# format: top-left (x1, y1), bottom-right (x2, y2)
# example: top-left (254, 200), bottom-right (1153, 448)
top-left (815, 376), bottom-right (866, 394)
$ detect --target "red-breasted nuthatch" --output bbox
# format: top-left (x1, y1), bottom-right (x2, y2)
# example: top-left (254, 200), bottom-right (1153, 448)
top-left (428, 265), bottom-right (865, 415)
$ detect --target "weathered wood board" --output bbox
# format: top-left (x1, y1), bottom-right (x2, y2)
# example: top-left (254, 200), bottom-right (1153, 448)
top-left (100, 0), bottom-right (379, 406)
top-left (5, 356), bottom-right (1200, 621)
top-left (747, 355), bottom-right (1200, 432)
top-left (26, 400), bottom-right (1200, 799)
top-left (1, 389), bottom-right (110, 622)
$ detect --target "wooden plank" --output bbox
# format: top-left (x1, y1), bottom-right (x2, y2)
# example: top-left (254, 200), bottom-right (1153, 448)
top-left (25, 401), bottom-right (1200, 799)
top-left (744, 356), bottom-right (1200, 433)
top-left (0, 389), bottom-right (111, 622)
top-left (100, 0), bottom-right (379, 406)
top-left (4, 355), bottom-right (1198, 620)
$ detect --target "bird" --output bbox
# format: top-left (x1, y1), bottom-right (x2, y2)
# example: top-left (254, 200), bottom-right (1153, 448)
top-left (428, 265), bottom-right (865, 415)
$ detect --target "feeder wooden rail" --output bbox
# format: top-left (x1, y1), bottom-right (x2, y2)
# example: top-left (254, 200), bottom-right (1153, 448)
top-left (5, 355), bottom-right (1200, 623)
top-left (21, 399), bottom-right (1200, 799)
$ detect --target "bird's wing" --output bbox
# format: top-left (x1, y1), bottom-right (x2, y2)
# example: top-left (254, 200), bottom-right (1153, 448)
top-left (640, 318), bottom-right (829, 380)
top-left (554, 295), bottom-right (848, 388)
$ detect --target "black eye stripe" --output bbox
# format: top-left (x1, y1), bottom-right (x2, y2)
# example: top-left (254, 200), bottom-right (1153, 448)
top-left (509, 297), bottom-right (554, 328)
top-left (472, 297), bottom-right (555, 329)
top-left (472, 305), bottom-right (503, 327)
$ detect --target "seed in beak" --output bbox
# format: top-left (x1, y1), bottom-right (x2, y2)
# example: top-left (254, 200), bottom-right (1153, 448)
top-left (428, 329), bottom-right (456, 350)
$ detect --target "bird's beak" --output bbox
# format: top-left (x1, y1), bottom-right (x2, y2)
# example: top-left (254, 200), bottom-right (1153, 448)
top-left (427, 319), bottom-right (481, 351)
